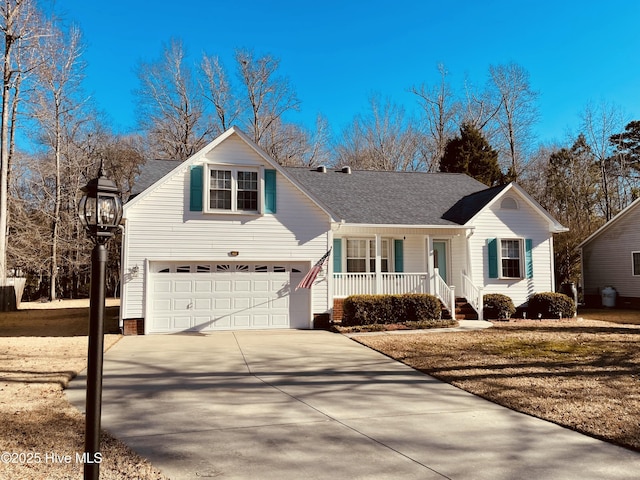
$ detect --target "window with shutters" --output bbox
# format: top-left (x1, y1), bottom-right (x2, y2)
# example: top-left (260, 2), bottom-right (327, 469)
top-left (206, 166), bottom-right (259, 213)
top-left (345, 238), bottom-right (390, 273)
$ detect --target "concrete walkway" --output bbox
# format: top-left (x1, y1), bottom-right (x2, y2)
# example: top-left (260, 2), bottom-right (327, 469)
top-left (67, 330), bottom-right (640, 480)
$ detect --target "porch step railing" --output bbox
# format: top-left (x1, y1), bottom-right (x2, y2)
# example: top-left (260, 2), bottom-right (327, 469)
top-left (434, 270), bottom-right (455, 321)
top-left (461, 273), bottom-right (483, 321)
top-left (333, 273), bottom-right (429, 297)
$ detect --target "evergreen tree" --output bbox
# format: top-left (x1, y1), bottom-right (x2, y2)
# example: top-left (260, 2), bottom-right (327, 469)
top-left (440, 123), bottom-right (504, 186)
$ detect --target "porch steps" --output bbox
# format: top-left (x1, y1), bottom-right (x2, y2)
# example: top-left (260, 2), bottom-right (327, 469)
top-left (442, 297), bottom-right (478, 320)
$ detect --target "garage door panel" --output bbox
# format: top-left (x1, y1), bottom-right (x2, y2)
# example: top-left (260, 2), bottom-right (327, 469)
top-left (215, 280), bottom-right (232, 292)
top-left (213, 315), bottom-right (231, 328)
top-left (194, 280), bottom-right (212, 292)
top-left (174, 281), bottom-right (192, 293)
top-left (253, 280), bottom-right (270, 292)
top-left (233, 315), bottom-right (250, 327)
top-left (234, 280), bottom-right (251, 292)
top-left (153, 316), bottom-right (171, 330)
top-left (272, 296), bottom-right (288, 309)
top-left (173, 316), bottom-right (192, 329)
top-left (193, 316), bottom-right (211, 329)
top-left (150, 262), bottom-right (311, 332)
top-left (173, 298), bottom-right (192, 310)
top-left (154, 280), bottom-right (172, 293)
top-left (153, 299), bottom-right (171, 311)
top-left (253, 314), bottom-right (269, 326)
top-left (194, 298), bottom-right (212, 310)
top-left (215, 298), bottom-right (231, 309)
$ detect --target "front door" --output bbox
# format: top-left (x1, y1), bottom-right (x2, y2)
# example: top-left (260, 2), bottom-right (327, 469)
top-left (433, 241), bottom-right (448, 282)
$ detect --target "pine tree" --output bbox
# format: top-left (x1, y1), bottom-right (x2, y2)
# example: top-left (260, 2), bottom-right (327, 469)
top-left (439, 123), bottom-right (504, 186)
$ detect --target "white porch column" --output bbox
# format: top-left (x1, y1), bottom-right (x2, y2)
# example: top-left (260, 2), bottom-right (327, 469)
top-left (425, 235), bottom-right (433, 294)
top-left (375, 234), bottom-right (382, 294)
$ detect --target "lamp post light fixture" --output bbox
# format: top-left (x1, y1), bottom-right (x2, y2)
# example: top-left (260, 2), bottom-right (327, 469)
top-left (78, 163), bottom-right (123, 480)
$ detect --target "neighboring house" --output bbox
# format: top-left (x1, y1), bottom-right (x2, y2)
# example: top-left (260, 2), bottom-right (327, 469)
top-left (120, 127), bottom-right (567, 334)
top-left (579, 197), bottom-right (640, 308)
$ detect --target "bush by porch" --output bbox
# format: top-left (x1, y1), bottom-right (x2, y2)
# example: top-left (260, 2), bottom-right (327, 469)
top-left (341, 293), bottom-right (442, 326)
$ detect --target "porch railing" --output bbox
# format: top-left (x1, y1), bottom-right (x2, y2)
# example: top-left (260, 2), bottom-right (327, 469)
top-left (461, 273), bottom-right (483, 321)
top-left (333, 273), bottom-right (429, 298)
top-left (434, 270), bottom-right (455, 320)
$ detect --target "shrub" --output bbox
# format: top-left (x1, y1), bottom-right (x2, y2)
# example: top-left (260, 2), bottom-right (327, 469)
top-left (341, 294), bottom-right (441, 326)
top-left (394, 294), bottom-right (441, 322)
top-left (483, 293), bottom-right (516, 319)
top-left (527, 292), bottom-right (576, 319)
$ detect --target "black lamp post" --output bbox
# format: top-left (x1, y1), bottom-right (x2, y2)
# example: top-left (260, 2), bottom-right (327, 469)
top-left (78, 163), bottom-right (123, 480)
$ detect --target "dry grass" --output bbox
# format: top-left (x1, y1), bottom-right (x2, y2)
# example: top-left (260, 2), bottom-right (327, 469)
top-left (0, 304), bottom-right (167, 480)
top-left (353, 316), bottom-right (640, 451)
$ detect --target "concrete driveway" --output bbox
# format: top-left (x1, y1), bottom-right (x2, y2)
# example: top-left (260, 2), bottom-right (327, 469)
top-left (67, 330), bottom-right (640, 479)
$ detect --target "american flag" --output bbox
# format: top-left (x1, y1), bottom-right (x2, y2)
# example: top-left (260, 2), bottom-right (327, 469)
top-left (296, 249), bottom-right (332, 290)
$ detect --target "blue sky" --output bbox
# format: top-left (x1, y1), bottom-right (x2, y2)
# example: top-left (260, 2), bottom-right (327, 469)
top-left (59, 0), bottom-right (640, 146)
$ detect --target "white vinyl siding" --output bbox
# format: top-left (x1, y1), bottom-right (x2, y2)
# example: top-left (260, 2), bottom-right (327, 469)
top-left (122, 134), bottom-right (331, 325)
top-left (582, 202), bottom-right (640, 298)
top-left (468, 194), bottom-right (554, 307)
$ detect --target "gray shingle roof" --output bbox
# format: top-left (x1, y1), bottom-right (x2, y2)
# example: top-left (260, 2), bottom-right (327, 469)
top-left (131, 159), bottom-right (183, 197)
top-left (283, 167), bottom-right (499, 226)
top-left (129, 160), bottom-right (506, 226)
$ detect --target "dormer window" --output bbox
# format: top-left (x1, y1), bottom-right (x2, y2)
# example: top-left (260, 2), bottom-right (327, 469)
top-left (207, 167), bottom-right (259, 213)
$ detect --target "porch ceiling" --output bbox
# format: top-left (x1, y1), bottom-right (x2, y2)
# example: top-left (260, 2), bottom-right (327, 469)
top-left (333, 224), bottom-right (473, 236)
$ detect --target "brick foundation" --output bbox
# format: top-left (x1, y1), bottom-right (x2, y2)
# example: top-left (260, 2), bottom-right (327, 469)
top-left (313, 313), bottom-right (331, 329)
top-left (123, 318), bottom-right (144, 335)
top-left (333, 298), bottom-right (345, 323)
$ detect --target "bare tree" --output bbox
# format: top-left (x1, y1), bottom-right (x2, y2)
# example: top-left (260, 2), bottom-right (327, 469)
top-left (411, 64), bottom-right (459, 172)
top-left (335, 95), bottom-right (419, 171)
top-left (136, 39), bottom-right (214, 160)
top-left (0, 0), bottom-right (41, 292)
top-left (200, 54), bottom-right (239, 134)
top-left (488, 62), bottom-right (539, 180)
top-left (581, 101), bottom-right (627, 220)
top-left (235, 49), bottom-right (300, 153)
top-left (30, 22), bottom-right (86, 300)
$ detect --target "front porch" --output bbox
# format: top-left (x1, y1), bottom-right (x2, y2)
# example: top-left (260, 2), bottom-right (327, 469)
top-left (331, 227), bottom-right (483, 321)
top-left (332, 270), bottom-right (482, 321)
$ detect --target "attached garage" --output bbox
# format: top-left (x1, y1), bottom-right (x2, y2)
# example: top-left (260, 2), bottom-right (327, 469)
top-left (148, 261), bottom-right (311, 333)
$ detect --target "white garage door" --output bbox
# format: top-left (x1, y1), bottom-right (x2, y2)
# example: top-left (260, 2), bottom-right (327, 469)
top-left (148, 262), bottom-right (311, 333)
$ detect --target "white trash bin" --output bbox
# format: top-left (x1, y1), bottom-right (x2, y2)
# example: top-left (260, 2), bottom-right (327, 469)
top-left (601, 286), bottom-right (617, 308)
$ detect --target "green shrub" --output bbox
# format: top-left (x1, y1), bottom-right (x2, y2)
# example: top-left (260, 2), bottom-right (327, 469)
top-left (341, 294), bottom-right (441, 326)
top-left (527, 292), bottom-right (576, 319)
top-left (483, 293), bottom-right (516, 319)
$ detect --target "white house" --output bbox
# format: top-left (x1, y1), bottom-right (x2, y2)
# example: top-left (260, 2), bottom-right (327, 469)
top-left (579, 197), bottom-right (640, 308)
top-left (119, 127), bottom-right (567, 334)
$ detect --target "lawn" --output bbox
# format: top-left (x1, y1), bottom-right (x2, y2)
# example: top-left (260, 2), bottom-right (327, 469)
top-left (353, 313), bottom-right (640, 452)
top-left (1, 305), bottom-right (639, 479)
top-left (0, 302), bottom-right (167, 480)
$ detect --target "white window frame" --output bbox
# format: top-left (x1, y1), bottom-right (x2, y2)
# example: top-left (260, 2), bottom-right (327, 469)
top-left (205, 165), bottom-right (262, 214)
top-left (499, 238), bottom-right (524, 279)
top-left (633, 252), bottom-right (640, 277)
top-left (345, 238), bottom-right (391, 273)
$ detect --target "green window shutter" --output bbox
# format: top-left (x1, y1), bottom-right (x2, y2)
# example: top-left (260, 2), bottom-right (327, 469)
top-left (525, 238), bottom-right (533, 279)
top-left (190, 165), bottom-right (203, 212)
top-left (488, 238), bottom-right (498, 279)
top-left (394, 239), bottom-right (404, 273)
top-left (333, 238), bottom-right (342, 273)
top-left (264, 169), bottom-right (277, 213)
